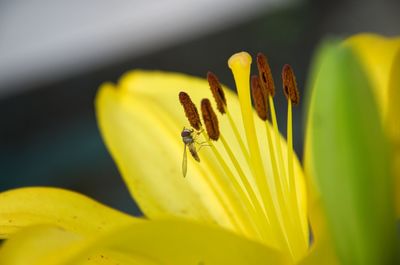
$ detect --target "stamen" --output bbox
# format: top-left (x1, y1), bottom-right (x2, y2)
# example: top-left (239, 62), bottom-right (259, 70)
top-left (207, 71), bottom-right (250, 163)
top-left (207, 72), bottom-right (226, 114)
top-left (283, 65), bottom-right (309, 250)
top-left (256, 54), bottom-right (285, 186)
top-left (179, 92), bottom-right (202, 130)
top-left (254, 75), bottom-right (296, 258)
top-left (282, 64), bottom-right (299, 105)
top-left (251, 75), bottom-right (268, 121)
top-left (255, 53), bottom-right (298, 256)
top-left (256, 55), bottom-right (289, 196)
top-left (200, 99), bottom-right (220, 141)
top-left (256, 53), bottom-right (275, 96)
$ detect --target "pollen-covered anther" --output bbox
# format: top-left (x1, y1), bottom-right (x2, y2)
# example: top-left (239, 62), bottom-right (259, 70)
top-left (282, 64), bottom-right (300, 105)
top-left (251, 75), bottom-right (268, 121)
top-left (201, 98), bottom-right (220, 141)
top-left (207, 71), bottom-right (226, 114)
top-left (179, 92), bottom-right (202, 130)
top-left (256, 52), bottom-right (275, 97)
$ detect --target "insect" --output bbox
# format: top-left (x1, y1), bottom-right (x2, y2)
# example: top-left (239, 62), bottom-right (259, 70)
top-left (181, 127), bottom-right (201, 177)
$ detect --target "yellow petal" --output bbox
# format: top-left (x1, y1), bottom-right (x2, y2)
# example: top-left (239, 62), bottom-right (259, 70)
top-left (0, 220), bottom-right (289, 265)
top-left (96, 79), bottom-right (241, 232)
top-left (96, 70), bottom-right (307, 247)
top-left (0, 225), bottom-right (148, 265)
top-left (345, 34), bottom-right (400, 216)
top-left (0, 225), bottom-right (82, 265)
top-left (345, 34), bottom-right (400, 118)
top-left (66, 219), bottom-right (289, 265)
top-left (0, 187), bottom-right (137, 238)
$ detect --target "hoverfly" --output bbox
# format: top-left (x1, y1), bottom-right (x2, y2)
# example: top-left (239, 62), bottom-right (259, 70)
top-left (181, 127), bottom-right (200, 177)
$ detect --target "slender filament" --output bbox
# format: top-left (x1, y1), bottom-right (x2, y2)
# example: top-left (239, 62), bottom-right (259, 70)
top-left (219, 134), bottom-right (272, 241)
top-left (200, 131), bottom-right (261, 239)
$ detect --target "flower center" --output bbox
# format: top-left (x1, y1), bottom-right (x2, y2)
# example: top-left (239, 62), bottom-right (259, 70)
top-left (179, 52), bottom-right (308, 262)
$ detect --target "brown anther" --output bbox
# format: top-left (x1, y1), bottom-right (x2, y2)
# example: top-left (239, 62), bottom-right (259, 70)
top-left (201, 98), bottom-right (220, 141)
top-left (256, 52), bottom-right (275, 97)
top-left (251, 75), bottom-right (268, 121)
top-left (179, 92), bottom-right (202, 130)
top-left (207, 71), bottom-right (226, 114)
top-left (282, 64), bottom-right (300, 105)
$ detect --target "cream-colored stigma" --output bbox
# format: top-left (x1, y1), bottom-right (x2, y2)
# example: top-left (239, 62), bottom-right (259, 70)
top-left (228, 51), bottom-right (252, 70)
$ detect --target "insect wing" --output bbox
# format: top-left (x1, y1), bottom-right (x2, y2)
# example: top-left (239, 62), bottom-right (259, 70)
top-left (182, 144), bottom-right (188, 177)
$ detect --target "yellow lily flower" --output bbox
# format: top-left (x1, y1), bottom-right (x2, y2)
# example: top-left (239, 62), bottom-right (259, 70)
top-left (95, 52), bottom-right (309, 262)
top-left (0, 52), bottom-right (308, 264)
top-left (0, 33), bottom-right (398, 265)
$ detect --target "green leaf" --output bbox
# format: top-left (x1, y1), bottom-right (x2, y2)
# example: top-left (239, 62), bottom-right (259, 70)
top-left (305, 42), bottom-right (398, 265)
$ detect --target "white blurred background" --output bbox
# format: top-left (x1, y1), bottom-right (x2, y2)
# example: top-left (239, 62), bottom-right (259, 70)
top-left (0, 0), bottom-right (294, 96)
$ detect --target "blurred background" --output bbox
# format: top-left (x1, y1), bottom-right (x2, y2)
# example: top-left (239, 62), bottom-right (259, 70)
top-left (0, 0), bottom-right (399, 215)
